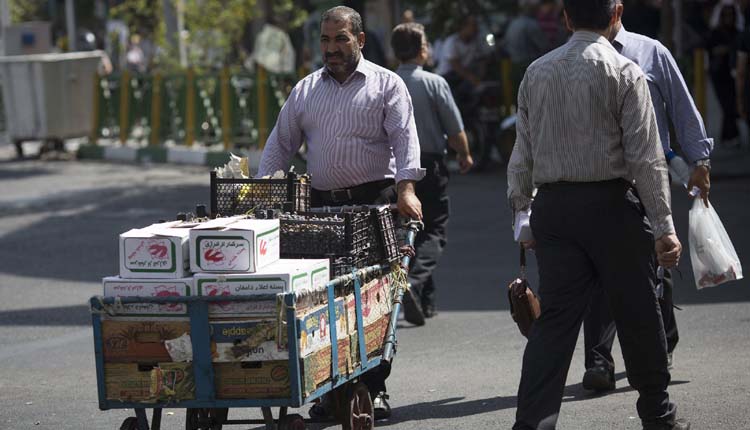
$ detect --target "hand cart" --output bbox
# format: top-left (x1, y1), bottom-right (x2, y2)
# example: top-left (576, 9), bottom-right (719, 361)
top-left (90, 220), bottom-right (420, 430)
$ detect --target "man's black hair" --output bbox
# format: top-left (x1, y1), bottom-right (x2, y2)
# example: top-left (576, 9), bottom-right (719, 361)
top-left (563, 0), bottom-right (617, 30)
top-left (321, 6), bottom-right (364, 35)
top-left (391, 23), bottom-right (425, 62)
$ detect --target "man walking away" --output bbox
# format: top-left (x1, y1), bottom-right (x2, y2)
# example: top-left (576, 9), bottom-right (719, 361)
top-left (392, 23), bottom-right (474, 325)
top-left (507, 0), bottom-right (689, 428)
top-left (581, 0), bottom-right (714, 392)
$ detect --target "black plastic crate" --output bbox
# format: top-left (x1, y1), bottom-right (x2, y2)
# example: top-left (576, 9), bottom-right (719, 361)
top-left (372, 206), bottom-right (400, 264)
top-left (210, 171), bottom-right (311, 217)
top-left (279, 207), bottom-right (400, 277)
top-left (279, 211), bottom-right (375, 257)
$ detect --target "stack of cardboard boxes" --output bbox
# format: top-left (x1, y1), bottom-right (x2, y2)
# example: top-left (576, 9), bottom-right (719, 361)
top-left (101, 215), bottom-right (393, 402)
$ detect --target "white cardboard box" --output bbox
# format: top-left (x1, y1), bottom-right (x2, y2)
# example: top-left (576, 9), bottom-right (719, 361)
top-left (102, 276), bottom-right (193, 317)
top-left (194, 258), bottom-right (330, 317)
top-left (189, 217), bottom-right (280, 273)
top-left (119, 221), bottom-right (193, 279)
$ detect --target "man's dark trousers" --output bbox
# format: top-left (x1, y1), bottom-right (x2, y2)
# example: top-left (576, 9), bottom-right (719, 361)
top-left (584, 269), bottom-right (679, 371)
top-left (408, 153), bottom-right (449, 309)
top-left (311, 179), bottom-right (397, 397)
top-left (513, 180), bottom-right (675, 430)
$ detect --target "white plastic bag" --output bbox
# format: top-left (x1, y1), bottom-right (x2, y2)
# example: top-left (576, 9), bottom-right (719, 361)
top-left (688, 198), bottom-right (743, 289)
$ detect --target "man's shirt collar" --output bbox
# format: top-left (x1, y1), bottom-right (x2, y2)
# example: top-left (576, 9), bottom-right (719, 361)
top-left (612, 26), bottom-right (630, 52)
top-left (569, 30), bottom-right (615, 50)
top-left (322, 55), bottom-right (372, 83)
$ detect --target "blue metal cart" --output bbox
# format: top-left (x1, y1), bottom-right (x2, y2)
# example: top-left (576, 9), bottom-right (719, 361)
top-left (90, 222), bottom-right (419, 430)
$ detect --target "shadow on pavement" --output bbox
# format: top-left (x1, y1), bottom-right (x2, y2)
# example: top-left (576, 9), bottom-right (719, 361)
top-left (0, 304), bottom-right (90, 326)
top-left (0, 183), bottom-right (208, 283)
top-left (0, 165), bottom-right (54, 179)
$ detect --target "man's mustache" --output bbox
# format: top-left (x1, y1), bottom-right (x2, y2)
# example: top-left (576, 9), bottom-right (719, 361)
top-left (325, 53), bottom-right (343, 60)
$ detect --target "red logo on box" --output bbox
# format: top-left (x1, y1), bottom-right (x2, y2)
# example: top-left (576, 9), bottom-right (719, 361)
top-left (259, 240), bottom-right (268, 256)
top-left (204, 249), bottom-right (225, 263)
top-left (149, 244), bottom-right (168, 259)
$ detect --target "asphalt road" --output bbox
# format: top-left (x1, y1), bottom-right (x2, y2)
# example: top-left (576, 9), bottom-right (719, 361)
top-left (0, 155), bottom-right (748, 430)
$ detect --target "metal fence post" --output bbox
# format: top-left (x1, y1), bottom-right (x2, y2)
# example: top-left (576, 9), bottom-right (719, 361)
top-left (118, 70), bottom-right (130, 145)
top-left (220, 67), bottom-right (232, 151)
top-left (693, 48), bottom-right (706, 117)
top-left (150, 73), bottom-right (163, 146)
top-left (257, 65), bottom-right (268, 148)
top-left (185, 68), bottom-right (196, 147)
top-left (91, 72), bottom-right (100, 145)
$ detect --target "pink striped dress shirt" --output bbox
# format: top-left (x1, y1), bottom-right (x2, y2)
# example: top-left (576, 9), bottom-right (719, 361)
top-left (257, 57), bottom-right (425, 191)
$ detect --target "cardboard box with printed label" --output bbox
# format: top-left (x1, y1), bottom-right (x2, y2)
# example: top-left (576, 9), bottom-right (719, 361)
top-left (190, 217), bottom-right (280, 273)
top-left (120, 221), bottom-right (193, 279)
top-left (344, 276), bottom-right (392, 336)
top-left (298, 298), bottom-right (347, 358)
top-left (102, 320), bottom-right (191, 362)
top-left (214, 361), bottom-right (291, 399)
top-left (104, 362), bottom-right (194, 402)
top-left (210, 319), bottom-right (287, 362)
top-left (103, 276), bottom-right (193, 317)
top-left (194, 259), bottom-right (329, 317)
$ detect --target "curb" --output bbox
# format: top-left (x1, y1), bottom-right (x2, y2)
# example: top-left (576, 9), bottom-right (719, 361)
top-left (76, 144), bottom-right (266, 169)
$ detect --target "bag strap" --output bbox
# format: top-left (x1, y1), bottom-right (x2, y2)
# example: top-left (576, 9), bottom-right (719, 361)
top-left (519, 245), bottom-right (526, 280)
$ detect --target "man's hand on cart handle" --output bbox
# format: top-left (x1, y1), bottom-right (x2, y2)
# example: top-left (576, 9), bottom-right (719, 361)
top-left (397, 181), bottom-right (423, 220)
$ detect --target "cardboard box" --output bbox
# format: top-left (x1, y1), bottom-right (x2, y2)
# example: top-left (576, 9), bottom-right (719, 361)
top-left (104, 362), bottom-right (194, 402)
top-left (298, 298), bottom-right (347, 358)
top-left (210, 319), bottom-right (287, 362)
top-left (344, 276), bottom-right (392, 336)
top-left (301, 338), bottom-right (352, 396)
top-left (102, 276), bottom-right (193, 317)
top-left (102, 320), bottom-right (191, 363)
top-left (194, 259), bottom-right (329, 317)
top-left (214, 361), bottom-right (291, 399)
top-left (120, 221), bottom-right (193, 279)
top-left (350, 313), bottom-right (391, 364)
top-left (190, 217), bottom-right (280, 273)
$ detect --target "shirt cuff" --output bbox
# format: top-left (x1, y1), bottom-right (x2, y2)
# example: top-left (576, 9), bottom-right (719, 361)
top-left (652, 216), bottom-right (676, 240)
top-left (510, 195), bottom-right (533, 214)
top-left (686, 138), bottom-right (714, 163)
top-left (395, 168), bottom-right (426, 184)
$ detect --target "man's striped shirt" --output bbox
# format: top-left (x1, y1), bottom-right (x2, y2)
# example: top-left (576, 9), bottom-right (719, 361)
top-left (507, 31), bottom-right (674, 238)
top-left (258, 57), bottom-right (424, 191)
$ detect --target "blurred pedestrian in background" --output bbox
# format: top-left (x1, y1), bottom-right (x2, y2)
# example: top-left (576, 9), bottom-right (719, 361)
top-left (708, 0), bottom-right (743, 148)
top-left (392, 22), bottom-right (473, 325)
top-left (505, 0), bottom-right (549, 65)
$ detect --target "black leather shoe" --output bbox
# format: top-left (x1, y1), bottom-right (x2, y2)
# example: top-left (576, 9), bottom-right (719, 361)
top-left (373, 392), bottom-right (391, 420)
top-left (422, 301), bottom-right (437, 318)
top-left (582, 365), bottom-right (615, 392)
top-left (403, 289), bottom-right (425, 326)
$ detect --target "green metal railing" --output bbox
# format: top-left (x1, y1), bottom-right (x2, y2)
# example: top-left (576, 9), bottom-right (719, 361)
top-left (91, 66), bottom-right (297, 150)
top-left (89, 49), bottom-right (708, 151)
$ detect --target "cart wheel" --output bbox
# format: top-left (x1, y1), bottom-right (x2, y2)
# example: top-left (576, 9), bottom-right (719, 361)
top-left (343, 382), bottom-right (374, 430)
top-left (185, 408), bottom-right (227, 430)
top-left (119, 417), bottom-right (138, 430)
top-left (278, 413), bottom-right (306, 430)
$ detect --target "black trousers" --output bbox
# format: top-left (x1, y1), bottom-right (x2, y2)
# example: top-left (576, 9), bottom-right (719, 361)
top-left (407, 154), bottom-right (450, 307)
top-left (710, 70), bottom-right (739, 141)
top-left (311, 179), bottom-right (396, 396)
top-left (513, 180), bottom-right (675, 430)
top-left (584, 269), bottom-right (679, 371)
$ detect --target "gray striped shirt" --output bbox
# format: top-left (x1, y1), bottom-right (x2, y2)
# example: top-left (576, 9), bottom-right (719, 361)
top-left (507, 31), bottom-right (674, 238)
top-left (258, 57), bottom-right (425, 191)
